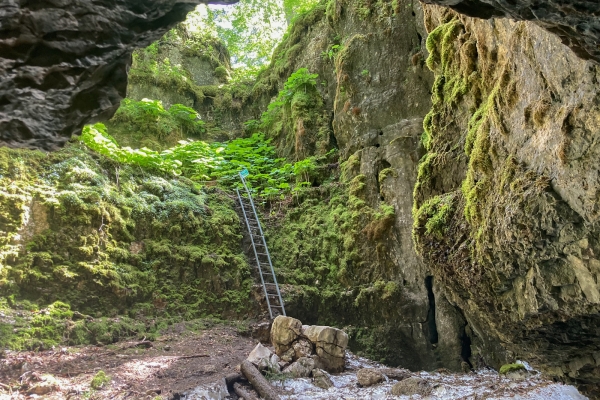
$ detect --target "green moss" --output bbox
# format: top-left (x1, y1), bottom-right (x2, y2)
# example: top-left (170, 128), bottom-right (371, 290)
top-left (413, 193), bottom-right (456, 240)
top-left (499, 363), bottom-right (526, 374)
top-left (425, 19), bottom-right (462, 72)
top-left (378, 168), bottom-right (396, 182)
top-left (214, 66), bottom-right (229, 81)
top-left (0, 144), bottom-right (253, 349)
top-left (90, 370), bottom-right (111, 390)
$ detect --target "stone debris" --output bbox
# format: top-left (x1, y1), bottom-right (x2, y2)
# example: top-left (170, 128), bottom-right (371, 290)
top-left (283, 357), bottom-right (315, 378)
top-left (247, 343), bottom-right (273, 366)
top-left (312, 369), bottom-right (334, 389)
top-left (270, 316), bottom-right (348, 374)
top-left (246, 343), bottom-right (281, 373)
top-left (391, 376), bottom-right (432, 396)
top-left (292, 339), bottom-right (314, 359)
top-left (356, 368), bottom-right (385, 386)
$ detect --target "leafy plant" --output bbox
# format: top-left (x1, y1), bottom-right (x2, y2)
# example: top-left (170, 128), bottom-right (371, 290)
top-left (112, 99), bottom-right (205, 140)
top-left (81, 122), bottom-right (322, 199)
top-left (260, 68), bottom-right (319, 127)
top-left (321, 44), bottom-right (341, 60)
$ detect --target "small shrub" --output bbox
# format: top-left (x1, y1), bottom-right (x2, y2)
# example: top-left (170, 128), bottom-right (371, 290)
top-left (90, 370), bottom-right (111, 390)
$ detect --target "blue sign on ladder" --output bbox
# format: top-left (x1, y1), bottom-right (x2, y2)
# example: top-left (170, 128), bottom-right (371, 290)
top-left (240, 169), bottom-right (249, 178)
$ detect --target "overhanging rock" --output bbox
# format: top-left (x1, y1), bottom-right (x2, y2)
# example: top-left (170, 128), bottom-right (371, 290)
top-left (420, 0), bottom-right (600, 63)
top-left (0, 0), bottom-right (236, 150)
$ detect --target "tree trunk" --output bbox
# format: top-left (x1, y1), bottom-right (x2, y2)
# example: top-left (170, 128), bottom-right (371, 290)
top-left (240, 360), bottom-right (281, 400)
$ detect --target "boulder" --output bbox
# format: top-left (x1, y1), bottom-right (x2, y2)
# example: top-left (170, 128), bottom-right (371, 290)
top-left (357, 368), bottom-right (384, 387)
top-left (312, 369), bottom-right (334, 389)
top-left (303, 325), bottom-right (348, 372)
top-left (271, 316), bottom-right (303, 355)
top-left (391, 377), bottom-right (432, 396)
top-left (247, 343), bottom-right (273, 366)
top-left (283, 357), bottom-right (315, 378)
top-left (379, 368), bottom-right (411, 381)
top-left (293, 338), bottom-right (314, 359)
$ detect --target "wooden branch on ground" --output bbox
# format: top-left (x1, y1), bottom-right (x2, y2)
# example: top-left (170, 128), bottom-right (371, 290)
top-left (174, 354), bottom-right (209, 360)
top-left (123, 340), bottom-right (153, 349)
top-left (233, 382), bottom-right (259, 400)
top-left (240, 360), bottom-right (280, 400)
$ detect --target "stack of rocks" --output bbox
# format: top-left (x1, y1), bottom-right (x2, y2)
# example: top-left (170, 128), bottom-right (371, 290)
top-left (245, 316), bottom-right (349, 389)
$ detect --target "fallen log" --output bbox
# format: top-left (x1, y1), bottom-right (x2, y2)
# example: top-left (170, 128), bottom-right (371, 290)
top-left (240, 360), bottom-right (280, 400)
top-left (233, 382), bottom-right (259, 400)
top-left (225, 373), bottom-right (247, 390)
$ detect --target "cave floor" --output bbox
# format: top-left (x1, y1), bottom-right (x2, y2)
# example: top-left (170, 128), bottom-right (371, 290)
top-left (0, 323), bottom-right (256, 399)
top-left (0, 324), bottom-right (589, 399)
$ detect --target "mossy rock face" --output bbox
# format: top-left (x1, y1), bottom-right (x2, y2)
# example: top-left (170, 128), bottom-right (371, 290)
top-left (415, 5), bottom-right (600, 395)
top-left (0, 144), bottom-right (255, 349)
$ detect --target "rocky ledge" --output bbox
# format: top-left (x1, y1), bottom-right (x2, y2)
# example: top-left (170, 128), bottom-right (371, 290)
top-left (420, 0), bottom-right (600, 63)
top-left (0, 0), bottom-right (235, 150)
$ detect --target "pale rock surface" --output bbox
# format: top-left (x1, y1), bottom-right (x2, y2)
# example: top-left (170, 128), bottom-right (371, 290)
top-left (271, 316), bottom-right (303, 355)
top-left (303, 325), bottom-right (348, 373)
top-left (247, 343), bottom-right (273, 366)
top-left (292, 339), bottom-right (313, 359)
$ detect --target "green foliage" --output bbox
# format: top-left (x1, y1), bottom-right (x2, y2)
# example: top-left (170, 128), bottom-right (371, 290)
top-left (90, 371), bottom-right (111, 390)
top-left (499, 363), bottom-right (526, 374)
top-left (81, 121), bottom-right (322, 199)
top-left (112, 99), bottom-right (206, 142)
top-left (80, 123), bottom-right (182, 174)
top-left (321, 44), bottom-right (341, 60)
top-left (257, 67), bottom-right (329, 159)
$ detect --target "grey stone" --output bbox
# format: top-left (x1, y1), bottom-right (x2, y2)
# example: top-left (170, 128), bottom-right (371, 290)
top-left (312, 369), bottom-right (333, 389)
top-left (357, 368), bottom-right (384, 387)
top-left (390, 377), bottom-right (432, 396)
top-left (283, 357), bottom-right (315, 378)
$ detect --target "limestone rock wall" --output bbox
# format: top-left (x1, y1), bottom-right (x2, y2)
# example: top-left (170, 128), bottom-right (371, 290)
top-left (0, 0), bottom-right (234, 150)
top-left (414, 5), bottom-right (600, 395)
top-left (420, 0), bottom-right (600, 63)
top-left (260, 0), bottom-right (471, 372)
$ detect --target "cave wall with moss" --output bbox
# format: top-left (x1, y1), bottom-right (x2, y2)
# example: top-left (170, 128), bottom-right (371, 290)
top-left (239, 0), bottom-right (471, 371)
top-left (413, 5), bottom-right (600, 395)
top-left (0, 145), bottom-right (257, 349)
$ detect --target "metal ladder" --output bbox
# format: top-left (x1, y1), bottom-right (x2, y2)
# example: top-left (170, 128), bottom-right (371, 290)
top-left (235, 172), bottom-right (286, 319)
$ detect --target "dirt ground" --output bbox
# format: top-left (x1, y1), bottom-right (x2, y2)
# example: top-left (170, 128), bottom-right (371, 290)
top-left (0, 322), bottom-right (258, 399)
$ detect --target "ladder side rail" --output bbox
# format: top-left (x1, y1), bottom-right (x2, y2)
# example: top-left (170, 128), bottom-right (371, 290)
top-left (239, 175), bottom-right (286, 316)
top-left (236, 187), bottom-right (273, 319)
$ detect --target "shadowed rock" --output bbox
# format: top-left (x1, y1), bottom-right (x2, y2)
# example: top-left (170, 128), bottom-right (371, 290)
top-left (0, 0), bottom-right (236, 150)
top-left (420, 0), bottom-right (600, 63)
